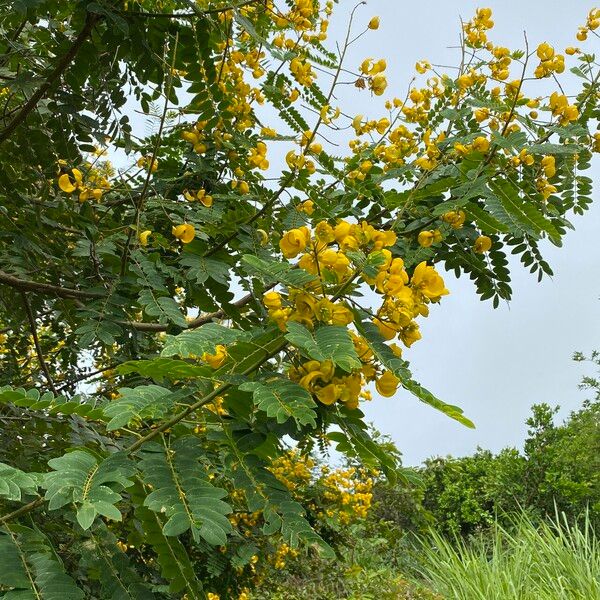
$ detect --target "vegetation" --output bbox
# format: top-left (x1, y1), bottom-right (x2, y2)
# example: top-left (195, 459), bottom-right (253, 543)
top-left (417, 516), bottom-right (599, 600)
top-left (0, 0), bottom-right (599, 598)
top-left (419, 399), bottom-right (600, 535)
top-left (255, 361), bottom-right (600, 598)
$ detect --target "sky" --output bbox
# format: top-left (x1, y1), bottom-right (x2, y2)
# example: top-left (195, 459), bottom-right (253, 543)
top-left (120, 1), bottom-right (599, 466)
top-left (323, 0), bottom-right (600, 465)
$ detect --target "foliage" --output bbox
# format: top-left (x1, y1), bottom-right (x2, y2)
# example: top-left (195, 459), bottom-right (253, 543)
top-left (416, 514), bottom-right (600, 600)
top-left (419, 379), bottom-right (600, 536)
top-left (0, 0), bottom-right (599, 597)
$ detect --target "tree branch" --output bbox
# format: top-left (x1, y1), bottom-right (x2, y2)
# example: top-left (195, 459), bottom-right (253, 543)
top-left (0, 270), bottom-right (105, 299)
top-left (20, 293), bottom-right (58, 394)
top-left (0, 498), bottom-right (45, 525)
top-left (120, 0), bottom-right (261, 19)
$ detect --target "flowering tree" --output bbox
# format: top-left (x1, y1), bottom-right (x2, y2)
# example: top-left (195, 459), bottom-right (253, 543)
top-left (0, 1), bottom-right (598, 597)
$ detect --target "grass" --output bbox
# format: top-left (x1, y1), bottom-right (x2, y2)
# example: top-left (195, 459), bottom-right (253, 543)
top-left (416, 514), bottom-right (600, 599)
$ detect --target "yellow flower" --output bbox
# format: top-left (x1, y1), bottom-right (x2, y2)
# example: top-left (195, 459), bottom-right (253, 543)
top-left (399, 322), bottom-right (422, 347)
top-left (331, 304), bottom-right (354, 326)
top-left (315, 221), bottom-right (335, 244)
top-left (172, 223), bottom-right (195, 244)
top-left (316, 383), bottom-right (342, 405)
top-left (239, 181), bottom-right (250, 194)
top-left (373, 318), bottom-right (399, 341)
top-left (541, 155), bottom-right (556, 178)
top-left (370, 74), bottom-right (387, 96)
top-left (410, 261), bottom-right (449, 300)
top-left (472, 136), bottom-right (490, 153)
top-left (192, 189), bottom-right (213, 207)
top-left (417, 229), bottom-right (442, 248)
top-left (298, 199), bottom-right (315, 215)
top-left (442, 210), bottom-right (466, 229)
top-left (263, 291), bottom-right (282, 310)
top-left (473, 235), bottom-right (492, 253)
top-left (58, 168), bottom-right (83, 194)
top-left (368, 16), bottom-right (380, 30)
top-left (375, 370), bottom-right (400, 397)
top-left (536, 42), bottom-right (554, 61)
top-left (202, 345), bottom-right (227, 369)
top-left (415, 60), bottom-right (431, 74)
top-left (137, 155), bottom-right (158, 172)
top-left (256, 228), bottom-right (269, 246)
top-left (279, 227), bottom-right (310, 259)
top-left (139, 230), bottom-right (152, 247)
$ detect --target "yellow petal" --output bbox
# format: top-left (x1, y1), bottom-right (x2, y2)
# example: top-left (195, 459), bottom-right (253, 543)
top-left (58, 173), bottom-right (76, 193)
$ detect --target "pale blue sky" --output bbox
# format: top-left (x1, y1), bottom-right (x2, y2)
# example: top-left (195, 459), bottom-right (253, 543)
top-left (325, 0), bottom-right (599, 464)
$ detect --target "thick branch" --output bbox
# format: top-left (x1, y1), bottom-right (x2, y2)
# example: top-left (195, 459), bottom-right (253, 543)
top-left (0, 498), bottom-right (45, 525)
top-left (0, 11), bottom-right (100, 145)
top-left (0, 270), bottom-right (105, 299)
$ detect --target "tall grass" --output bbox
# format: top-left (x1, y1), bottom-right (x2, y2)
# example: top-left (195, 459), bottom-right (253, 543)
top-left (416, 514), bottom-right (600, 599)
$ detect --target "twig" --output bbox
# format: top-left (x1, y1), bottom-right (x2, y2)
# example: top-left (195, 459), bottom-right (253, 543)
top-left (120, 34), bottom-right (178, 275)
top-left (120, 0), bottom-right (260, 19)
top-left (20, 293), bottom-right (58, 395)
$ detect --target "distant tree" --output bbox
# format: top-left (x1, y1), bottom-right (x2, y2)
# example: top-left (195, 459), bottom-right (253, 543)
top-left (417, 353), bottom-right (600, 535)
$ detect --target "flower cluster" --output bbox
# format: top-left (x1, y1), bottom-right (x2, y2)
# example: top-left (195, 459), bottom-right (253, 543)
top-left (371, 259), bottom-right (448, 348)
top-left (57, 164), bottom-right (111, 202)
top-left (269, 451), bottom-right (375, 526)
top-left (267, 219), bottom-right (450, 406)
top-left (268, 450), bottom-right (314, 491)
top-left (534, 42), bottom-right (565, 78)
top-left (271, 543), bottom-right (299, 570)
top-left (549, 92), bottom-right (579, 126)
top-left (288, 359), bottom-right (364, 408)
top-left (184, 188), bottom-right (213, 207)
top-left (463, 8), bottom-right (494, 48)
top-left (320, 465), bottom-right (374, 524)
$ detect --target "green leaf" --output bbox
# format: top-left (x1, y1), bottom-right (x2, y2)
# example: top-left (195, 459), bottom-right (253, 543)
top-left (216, 426), bottom-right (334, 557)
top-left (78, 525), bottom-right (154, 600)
top-left (161, 324), bottom-right (247, 358)
top-left (103, 385), bottom-right (175, 431)
top-left (139, 436), bottom-right (233, 546)
top-left (215, 328), bottom-right (286, 376)
top-left (329, 411), bottom-right (399, 482)
top-left (43, 451), bottom-right (136, 529)
top-left (133, 501), bottom-right (204, 597)
top-left (239, 380), bottom-right (317, 427)
top-left (466, 202), bottom-right (510, 234)
top-left (0, 387), bottom-right (104, 419)
top-left (285, 322), bottom-right (360, 372)
top-left (0, 525), bottom-right (85, 600)
top-left (241, 254), bottom-right (317, 288)
top-left (0, 463), bottom-right (39, 501)
top-left (117, 359), bottom-right (214, 383)
top-left (138, 290), bottom-right (187, 327)
top-left (527, 142), bottom-right (581, 155)
top-left (180, 254), bottom-right (230, 285)
top-left (485, 179), bottom-right (560, 240)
